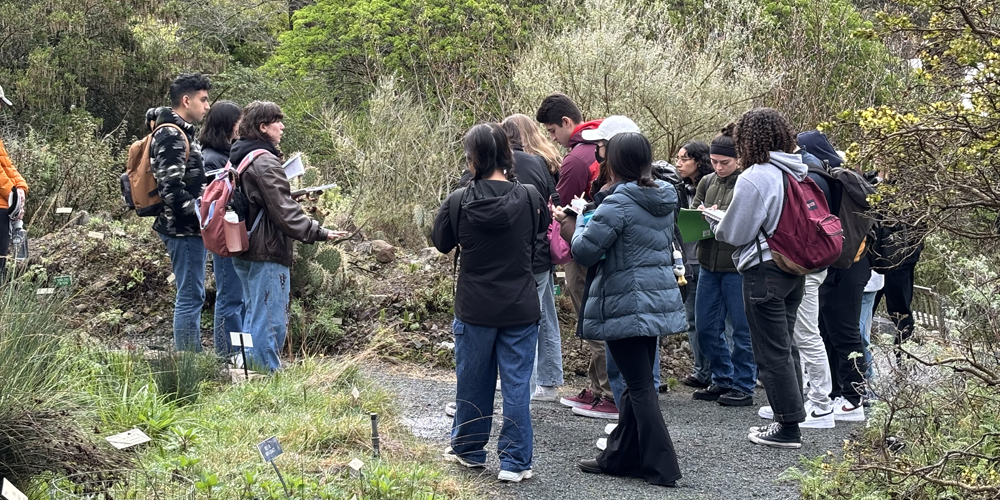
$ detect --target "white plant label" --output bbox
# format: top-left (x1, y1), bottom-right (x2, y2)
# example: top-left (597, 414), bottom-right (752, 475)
top-left (331, 317), bottom-right (343, 325)
top-left (2, 478), bottom-right (28, 500)
top-left (348, 458), bottom-right (365, 472)
top-left (167, 273), bottom-right (176, 284)
top-left (351, 386), bottom-right (360, 402)
top-left (106, 428), bottom-right (151, 449)
top-left (36, 288), bottom-right (55, 295)
top-left (556, 272), bottom-right (566, 279)
top-left (55, 207), bottom-right (73, 214)
top-left (230, 332), bottom-right (253, 348)
top-left (87, 231), bottom-right (105, 240)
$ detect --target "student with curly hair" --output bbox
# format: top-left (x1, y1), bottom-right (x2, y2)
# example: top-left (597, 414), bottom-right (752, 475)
top-left (713, 108), bottom-right (809, 448)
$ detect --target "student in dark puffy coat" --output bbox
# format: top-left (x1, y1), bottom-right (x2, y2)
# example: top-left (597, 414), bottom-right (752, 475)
top-left (570, 132), bottom-right (684, 487)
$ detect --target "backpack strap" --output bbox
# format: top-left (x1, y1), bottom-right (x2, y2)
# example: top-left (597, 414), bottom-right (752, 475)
top-left (234, 149), bottom-right (273, 238)
top-left (152, 123), bottom-right (191, 162)
top-left (448, 187), bottom-right (468, 281)
top-left (523, 183), bottom-right (541, 249)
top-left (755, 167), bottom-right (790, 267)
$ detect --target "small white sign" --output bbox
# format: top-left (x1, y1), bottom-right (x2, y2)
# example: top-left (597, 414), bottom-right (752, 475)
top-left (2, 478), bottom-right (28, 500)
top-left (351, 386), bottom-right (361, 402)
top-left (87, 231), bottom-right (105, 240)
top-left (55, 207), bottom-right (73, 214)
top-left (36, 288), bottom-right (55, 295)
top-left (230, 332), bottom-right (254, 348)
top-left (331, 317), bottom-right (343, 325)
top-left (167, 273), bottom-right (175, 284)
top-left (556, 272), bottom-right (566, 279)
top-left (348, 458), bottom-right (365, 472)
top-left (106, 428), bottom-right (151, 450)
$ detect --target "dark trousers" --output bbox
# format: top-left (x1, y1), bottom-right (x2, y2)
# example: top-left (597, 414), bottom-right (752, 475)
top-left (599, 336), bottom-right (681, 486)
top-left (0, 209), bottom-right (9, 284)
top-left (874, 262), bottom-right (917, 346)
top-left (819, 258), bottom-right (869, 405)
top-left (742, 261), bottom-right (806, 424)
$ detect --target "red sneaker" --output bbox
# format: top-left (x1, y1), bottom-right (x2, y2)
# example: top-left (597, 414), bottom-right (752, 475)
top-left (572, 397), bottom-right (620, 419)
top-left (560, 389), bottom-right (597, 409)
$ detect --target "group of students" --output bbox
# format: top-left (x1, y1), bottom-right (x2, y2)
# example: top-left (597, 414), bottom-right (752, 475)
top-left (432, 93), bottom-right (923, 486)
top-left (145, 73), bottom-right (345, 371)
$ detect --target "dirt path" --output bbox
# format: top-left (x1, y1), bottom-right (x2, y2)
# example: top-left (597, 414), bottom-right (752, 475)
top-left (365, 363), bottom-right (858, 500)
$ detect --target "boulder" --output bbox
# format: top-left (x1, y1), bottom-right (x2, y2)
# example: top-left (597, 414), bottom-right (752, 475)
top-left (371, 240), bottom-right (396, 264)
top-left (416, 246), bottom-right (443, 263)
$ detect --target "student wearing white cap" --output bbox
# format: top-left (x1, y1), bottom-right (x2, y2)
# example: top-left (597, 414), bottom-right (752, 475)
top-left (0, 85), bottom-right (29, 284)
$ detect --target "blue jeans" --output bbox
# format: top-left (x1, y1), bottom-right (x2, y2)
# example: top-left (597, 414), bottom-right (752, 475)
top-left (859, 291), bottom-right (877, 381)
top-left (696, 268), bottom-right (756, 394)
top-left (685, 265), bottom-right (735, 382)
top-left (232, 258), bottom-right (289, 373)
top-left (532, 271), bottom-right (563, 388)
top-left (451, 318), bottom-right (537, 472)
top-left (213, 254), bottom-right (246, 358)
top-left (607, 340), bottom-right (660, 408)
top-left (159, 234), bottom-right (207, 352)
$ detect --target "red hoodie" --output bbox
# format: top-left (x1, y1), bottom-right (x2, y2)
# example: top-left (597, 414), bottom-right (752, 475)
top-left (555, 120), bottom-right (602, 203)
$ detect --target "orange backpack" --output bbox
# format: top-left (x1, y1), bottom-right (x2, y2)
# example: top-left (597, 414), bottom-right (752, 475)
top-left (121, 123), bottom-right (189, 217)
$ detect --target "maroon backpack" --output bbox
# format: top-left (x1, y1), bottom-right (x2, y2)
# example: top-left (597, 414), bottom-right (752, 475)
top-left (758, 167), bottom-right (844, 275)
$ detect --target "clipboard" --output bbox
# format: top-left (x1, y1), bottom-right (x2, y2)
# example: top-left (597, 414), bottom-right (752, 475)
top-left (678, 209), bottom-right (715, 242)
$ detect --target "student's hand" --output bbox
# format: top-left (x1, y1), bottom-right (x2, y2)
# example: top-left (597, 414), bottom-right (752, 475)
top-left (552, 205), bottom-right (568, 223)
top-left (327, 230), bottom-right (349, 240)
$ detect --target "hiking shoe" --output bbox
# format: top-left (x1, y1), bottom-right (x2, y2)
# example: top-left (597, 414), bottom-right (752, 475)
top-left (560, 389), bottom-right (597, 409)
top-left (497, 469), bottom-right (532, 482)
top-left (692, 384), bottom-right (729, 401)
top-left (578, 459), bottom-right (604, 474)
top-left (802, 401), bottom-right (835, 429)
top-left (596, 437), bottom-right (607, 451)
top-left (531, 385), bottom-right (558, 402)
top-left (758, 405), bottom-right (774, 420)
top-left (747, 423), bottom-right (802, 449)
top-left (658, 382), bottom-right (670, 393)
top-left (444, 402), bottom-right (456, 417)
top-left (833, 397), bottom-right (866, 422)
top-left (682, 375), bottom-right (709, 389)
top-left (718, 389), bottom-right (753, 406)
top-left (604, 423), bottom-right (617, 435)
top-left (442, 447), bottom-right (485, 468)
top-left (572, 397), bottom-right (619, 419)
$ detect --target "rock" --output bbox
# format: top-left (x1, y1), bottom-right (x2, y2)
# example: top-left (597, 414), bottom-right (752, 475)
top-left (371, 240), bottom-right (396, 264)
top-left (416, 247), bottom-right (442, 263)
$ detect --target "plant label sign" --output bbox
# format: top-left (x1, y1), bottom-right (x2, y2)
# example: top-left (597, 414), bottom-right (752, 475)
top-left (257, 436), bottom-right (283, 463)
top-left (2, 478), bottom-right (28, 500)
top-left (230, 332), bottom-right (253, 348)
top-left (55, 207), bottom-right (73, 214)
top-left (54, 276), bottom-right (72, 288)
top-left (348, 458), bottom-right (364, 478)
top-left (555, 272), bottom-right (566, 279)
top-left (36, 288), bottom-right (55, 295)
top-left (106, 428), bottom-right (151, 450)
top-left (87, 231), bottom-right (105, 240)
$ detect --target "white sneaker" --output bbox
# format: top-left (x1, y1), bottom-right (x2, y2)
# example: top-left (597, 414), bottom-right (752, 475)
top-left (604, 423), bottom-right (617, 435)
top-left (596, 437), bottom-right (607, 450)
top-left (758, 405), bottom-right (774, 420)
top-left (444, 402), bottom-right (456, 417)
top-left (833, 397), bottom-right (865, 422)
top-left (497, 469), bottom-right (532, 482)
top-left (443, 447), bottom-right (484, 468)
top-left (801, 401), bottom-right (835, 429)
top-left (531, 385), bottom-right (558, 402)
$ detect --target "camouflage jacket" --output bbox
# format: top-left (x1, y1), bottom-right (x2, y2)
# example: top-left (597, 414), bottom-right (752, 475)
top-left (150, 109), bottom-right (207, 237)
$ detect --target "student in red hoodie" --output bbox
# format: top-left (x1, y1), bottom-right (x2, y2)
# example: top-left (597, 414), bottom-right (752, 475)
top-left (536, 94), bottom-right (618, 419)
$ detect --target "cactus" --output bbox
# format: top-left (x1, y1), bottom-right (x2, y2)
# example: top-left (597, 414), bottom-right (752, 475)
top-left (302, 166), bottom-right (321, 186)
top-left (297, 241), bottom-right (318, 260)
top-left (315, 246), bottom-right (342, 274)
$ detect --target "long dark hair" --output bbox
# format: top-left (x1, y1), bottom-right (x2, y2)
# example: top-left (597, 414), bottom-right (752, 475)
top-left (198, 100), bottom-right (242, 152)
top-left (607, 133), bottom-right (656, 188)
top-left (463, 123), bottom-right (514, 182)
top-left (682, 140), bottom-right (713, 184)
top-left (500, 119), bottom-right (523, 149)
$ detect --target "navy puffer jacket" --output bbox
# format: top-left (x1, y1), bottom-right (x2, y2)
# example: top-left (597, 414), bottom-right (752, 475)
top-left (571, 180), bottom-right (687, 340)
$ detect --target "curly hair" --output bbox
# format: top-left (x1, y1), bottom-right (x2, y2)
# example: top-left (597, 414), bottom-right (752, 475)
top-left (734, 108), bottom-right (796, 167)
top-left (681, 140), bottom-right (713, 183)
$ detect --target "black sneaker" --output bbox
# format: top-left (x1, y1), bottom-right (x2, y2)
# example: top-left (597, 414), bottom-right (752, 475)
top-left (718, 389), bottom-right (753, 407)
top-left (748, 422), bottom-right (801, 449)
top-left (681, 375), bottom-right (709, 389)
top-left (692, 384), bottom-right (729, 401)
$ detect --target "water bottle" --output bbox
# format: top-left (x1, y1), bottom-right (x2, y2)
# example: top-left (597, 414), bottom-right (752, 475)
top-left (11, 220), bottom-right (27, 261)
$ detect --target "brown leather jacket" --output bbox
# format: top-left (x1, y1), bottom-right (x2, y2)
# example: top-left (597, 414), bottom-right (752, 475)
top-left (232, 139), bottom-right (328, 267)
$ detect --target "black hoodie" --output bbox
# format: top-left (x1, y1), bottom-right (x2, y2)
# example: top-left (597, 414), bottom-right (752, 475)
top-left (432, 180), bottom-right (549, 327)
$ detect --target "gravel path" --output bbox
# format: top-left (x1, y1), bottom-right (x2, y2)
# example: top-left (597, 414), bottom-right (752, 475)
top-left (365, 363), bottom-right (859, 500)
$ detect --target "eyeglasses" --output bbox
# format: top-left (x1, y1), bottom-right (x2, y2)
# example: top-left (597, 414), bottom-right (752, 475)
top-left (676, 156), bottom-right (692, 162)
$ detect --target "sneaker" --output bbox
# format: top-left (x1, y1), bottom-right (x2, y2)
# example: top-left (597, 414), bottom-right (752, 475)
top-left (444, 402), bottom-right (456, 417)
top-left (692, 384), bottom-right (729, 401)
top-left (833, 397), bottom-right (866, 422)
top-left (572, 397), bottom-right (620, 419)
top-left (801, 401), bottom-right (835, 429)
top-left (604, 423), bottom-right (617, 435)
top-left (560, 389), bottom-right (597, 409)
top-left (758, 405), bottom-right (774, 420)
top-left (531, 385), bottom-right (558, 402)
top-left (682, 375), bottom-right (709, 388)
top-left (443, 447), bottom-right (485, 468)
top-left (498, 469), bottom-right (532, 482)
top-left (747, 422), bottom-right (802, 449)
top-left (718, 389), bottom-right (753, 406)
top-left (596, 437), bottom-right (607, 451)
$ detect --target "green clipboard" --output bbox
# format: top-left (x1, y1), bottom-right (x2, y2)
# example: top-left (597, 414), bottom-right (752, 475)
top-left (678, 208), bottom-right (714, 242)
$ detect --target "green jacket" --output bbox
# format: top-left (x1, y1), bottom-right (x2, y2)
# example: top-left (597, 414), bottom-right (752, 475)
top-left (692, 171), bottom-right (741, 273)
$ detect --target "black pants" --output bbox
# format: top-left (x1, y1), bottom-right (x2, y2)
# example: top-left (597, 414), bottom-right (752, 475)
top-left (599, 336), bottom-right (681, 486)
top-left (874, 262), bottom-right (917, 346)
top-left (0, 209), bottom-right (9, 284)
top-left (819, 258), bottom-right (869, 406)
top-left (742, 261), bottom-right (805, 424)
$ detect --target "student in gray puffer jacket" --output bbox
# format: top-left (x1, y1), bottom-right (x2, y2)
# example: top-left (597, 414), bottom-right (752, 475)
top-left (570, 132), bottom-right (684, 487)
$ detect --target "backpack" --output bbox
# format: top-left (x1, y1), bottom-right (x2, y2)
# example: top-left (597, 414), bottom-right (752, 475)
top-left (807, 162), bottom-right (877, 269)
top-left (758, 167), bottom-right (844, 275)
top-left (195, 149), bottom-right (268, 257)
top-left (870, 220), bottom-right (924, 271)
top-left (448, 183), bottom-right (541, 274)
top-left (121, 123), bottom-right (189, 216)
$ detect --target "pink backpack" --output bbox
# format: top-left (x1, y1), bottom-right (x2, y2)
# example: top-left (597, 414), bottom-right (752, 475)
top-left (196, 149), bottom-right (268, 257)
top-left (760, 168), bottom-right (843, 275)
top-left (548, 204), bottom-right (572, 264)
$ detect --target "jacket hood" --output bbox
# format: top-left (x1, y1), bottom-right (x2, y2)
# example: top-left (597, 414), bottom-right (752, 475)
top-left (145, 107), bottom-right (169, 132)
top-left (569, 120), bottom-right (603, 148)
top-left (230, 138), bottom-right (281, 167)
top-left (653, 161), bottom-right (682, 185)
top-left (615, 179), bottom-right (677, 217)
top-left (154, 108), bottom-right (195, 136)
top-left (767, 152), bottom-right (809, 181)
top-left (797, 130), bottom-right (843, 169)
top-left (462, 180), bottom-right (525, 231)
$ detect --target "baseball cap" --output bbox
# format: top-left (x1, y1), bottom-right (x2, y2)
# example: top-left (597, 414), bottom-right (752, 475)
top-left (0, 85), bottom-right (11, 106)
top-left (581, 115), bottom-right (640, 142)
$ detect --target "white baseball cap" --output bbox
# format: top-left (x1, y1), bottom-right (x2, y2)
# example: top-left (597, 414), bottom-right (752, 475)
top-left (0, 85), bottom-right (11, 106)
top-left (581, 115), bottom-right (640, 142)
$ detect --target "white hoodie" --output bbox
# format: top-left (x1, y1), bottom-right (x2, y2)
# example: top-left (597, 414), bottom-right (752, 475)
top-left (714, 151), bottom-right (809, 272)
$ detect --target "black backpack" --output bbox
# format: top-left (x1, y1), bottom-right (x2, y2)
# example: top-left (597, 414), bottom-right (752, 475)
top-left (447, 182), bottom-right (541, 277)
top-left (807, 161), bottom-right (877, 269)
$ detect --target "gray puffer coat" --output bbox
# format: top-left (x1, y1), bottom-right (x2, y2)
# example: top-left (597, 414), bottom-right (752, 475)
top-left (571, 180), bottom-right (687, 341)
